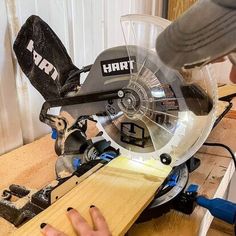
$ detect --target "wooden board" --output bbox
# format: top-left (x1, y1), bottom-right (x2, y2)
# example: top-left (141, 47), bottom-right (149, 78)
top-left (168, 0), bottom-right (197, 21)
top-left (218, 84), bottom-right (236, 99)
top-left (0, 135), bottom-right (56, 190)
top-left (225, 97), bottom-right (236, 120)
top-left (128, 148), bottom-right (235, 236)
top-left (0, 135), bottom-right (57, 235)
top-left (11, 155), bottom-right (171, 235)
top-left (0, 118), bottom-right (235, 235)
top-left (199, 118), bottom-right (236, 157)
top-left (208, 218), bottom-right (234, 236)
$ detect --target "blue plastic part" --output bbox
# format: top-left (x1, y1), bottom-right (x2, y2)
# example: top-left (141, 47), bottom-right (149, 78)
top-left (51, 128), bottom-right (57, 140)
top-left (73, 158), bottom-right (81, 169)
top-left (186, 184), bottom-right (198, 193)
top-left (167, 174), bottom-right (178, 187)
top-left (196, 196), bottom-right (236, 224)
top-left (100, 152), bottom-right (117, 161)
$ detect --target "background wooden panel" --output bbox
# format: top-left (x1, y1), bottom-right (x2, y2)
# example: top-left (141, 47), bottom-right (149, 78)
top-left (168, 0), bottom-right (197, 21)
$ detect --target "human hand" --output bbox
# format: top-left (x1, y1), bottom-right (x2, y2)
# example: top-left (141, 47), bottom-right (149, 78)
top-left (40, 205), bottom-right (111, 236)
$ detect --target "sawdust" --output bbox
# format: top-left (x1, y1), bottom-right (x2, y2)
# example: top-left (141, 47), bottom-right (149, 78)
top-left (0, 135), bottom-right (57, 235)
top-left (0, 218), bottom-right (15, 235)
top-left (58, 170), bottom-right (71, 178)
top-left (10, 197), bottom-right (29, 209)
top-left (48, 180), bottom-right (59, 188)
top-left (0, 189), bottom-right (37, 209)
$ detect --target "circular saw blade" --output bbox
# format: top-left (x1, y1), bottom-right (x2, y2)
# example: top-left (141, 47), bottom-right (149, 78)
top-left (94, 50), bottom-right (191, 163)
top-left (61, 15), bottom-right (217, 167)
top-left (95, 59), bottom-right (179, 154)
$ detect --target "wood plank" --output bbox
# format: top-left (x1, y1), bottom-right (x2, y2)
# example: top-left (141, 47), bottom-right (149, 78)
top-left (13, 157), bottom-right (171, 236)
top-left (208, 218), bottom-right (234, 236)
top-left (168, 0), bottom-right (197, 21)
top-left (128, 153), bottom-right (234, 236)
top-left (0, 119), bottom-right (234, 236)
top-left (0, 134), bottom-right (56, 190)
top-left (225, 110), bottom-right (236, 120)
top-left (199, 118), bottom-right (236, 157)
top-left (218, 84), bottom-right (236, 99)
top-left (225, 97), bottom-right (236, 120)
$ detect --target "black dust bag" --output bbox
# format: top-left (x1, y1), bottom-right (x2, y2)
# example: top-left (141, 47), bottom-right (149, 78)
top-left (13, 15), bottom-right (80, 100)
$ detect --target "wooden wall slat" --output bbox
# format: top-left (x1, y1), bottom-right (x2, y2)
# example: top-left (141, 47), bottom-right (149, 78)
top-left (168, 0), bottom-right (197, 21)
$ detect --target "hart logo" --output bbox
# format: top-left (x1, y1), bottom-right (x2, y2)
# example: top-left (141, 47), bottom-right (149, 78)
top-left (101, 57), bottom-right (137, 76)
top-left (26, 40), bottom-right (58, 80)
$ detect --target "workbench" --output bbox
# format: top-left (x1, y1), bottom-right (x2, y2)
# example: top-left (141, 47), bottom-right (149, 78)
top-left (0, 117), bottom-right (235, 235)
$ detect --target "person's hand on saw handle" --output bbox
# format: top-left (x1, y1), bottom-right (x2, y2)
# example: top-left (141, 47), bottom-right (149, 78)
top-left (156, 0), bottom-right (236, 83)
top-left (40, 206), bottom-right (111, 236)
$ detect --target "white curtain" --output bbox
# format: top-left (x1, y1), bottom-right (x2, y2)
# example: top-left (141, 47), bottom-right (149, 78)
top-left (0, 0), bottom-right (163, 155)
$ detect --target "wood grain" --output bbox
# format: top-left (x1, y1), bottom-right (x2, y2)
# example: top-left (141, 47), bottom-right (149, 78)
top-left (0, 134), bottom-right (56, 190)
top-left (0, 135), bottom-right (57, 235)
top-left (208, 218), bottom-right (234, 236)
top-left (168, 0), bottom-right (197, 21)
top-left (199, 118), bottom-right (236, 157)
top-left (225, 97), bottom-right (236, 120)
top-left (218, 84), bottom-right (236, 99)
top-left (0, 118), bottom-right (234, 235)
top-left (13, 157), bottom-right (171, 236)
top-left (128, 151), bottom-right (234, 236)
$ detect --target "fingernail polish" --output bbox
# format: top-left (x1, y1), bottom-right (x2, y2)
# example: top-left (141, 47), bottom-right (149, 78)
top-left (40, 223), bottom-right (47, 229)
top-left (90, 205), bottom-right (95, 208)
top-left (67, 207), bottom-right (73, 211)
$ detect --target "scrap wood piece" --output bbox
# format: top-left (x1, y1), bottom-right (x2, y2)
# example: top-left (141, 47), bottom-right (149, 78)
top-left (13, 157), bottom-right (171, 236)
top-left (218, 84), bottom-right (236, 99)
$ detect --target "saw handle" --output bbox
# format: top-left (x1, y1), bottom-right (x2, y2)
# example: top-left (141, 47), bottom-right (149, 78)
top-left (196, 196), bottom-right (236, 224)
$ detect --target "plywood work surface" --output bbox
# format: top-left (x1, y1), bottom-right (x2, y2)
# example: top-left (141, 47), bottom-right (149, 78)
top-left (0, 135), bottom-right (57, 235)
top-left (0, 134), bottom-right (171, 236)
top-left (0, 117), bottom-right (235, 236)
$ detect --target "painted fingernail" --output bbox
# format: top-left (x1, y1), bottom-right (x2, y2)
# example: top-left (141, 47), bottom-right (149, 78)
top-left (67, 207), bottom-right (73, 212)
top-left (40, 223), bottom-right (47, 229)
top-left (90, 205), bottom-right (95, 208)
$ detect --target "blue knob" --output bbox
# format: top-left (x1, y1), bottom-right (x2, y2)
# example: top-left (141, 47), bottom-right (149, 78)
top-left (51, 128), bottom-right (57, 140)
top-left (73, 158), bottom-right (81, 169)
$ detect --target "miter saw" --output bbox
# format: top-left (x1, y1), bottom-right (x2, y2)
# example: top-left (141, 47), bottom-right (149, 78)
top-left (1, 14), bottom-right (235, 228)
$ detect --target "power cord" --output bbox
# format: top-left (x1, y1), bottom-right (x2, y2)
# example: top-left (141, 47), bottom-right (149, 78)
top-left (203, 142), bottom-right (236, 169)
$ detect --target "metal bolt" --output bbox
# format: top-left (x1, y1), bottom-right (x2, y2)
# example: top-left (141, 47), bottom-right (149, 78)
top-left (118, 90), bottom-right (124, 98)
top-left (160, 153), bottom-right (172, 165)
